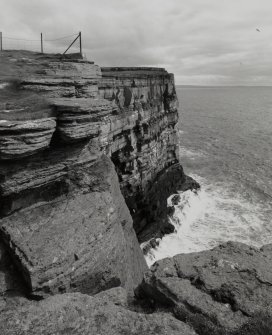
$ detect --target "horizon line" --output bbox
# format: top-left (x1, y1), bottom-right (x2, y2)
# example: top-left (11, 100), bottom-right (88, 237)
top-left (176, 84), bottom-right (272, 88)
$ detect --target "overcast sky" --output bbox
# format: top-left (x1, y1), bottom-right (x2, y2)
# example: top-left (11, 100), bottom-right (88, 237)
top-left (1, 0), bottom-right (272, 85)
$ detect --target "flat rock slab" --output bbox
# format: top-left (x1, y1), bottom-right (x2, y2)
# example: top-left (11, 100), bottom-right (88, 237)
top-left (141, 241), bottom-right (272, 334)
top-left (0, 292), bottom-right (197, 335)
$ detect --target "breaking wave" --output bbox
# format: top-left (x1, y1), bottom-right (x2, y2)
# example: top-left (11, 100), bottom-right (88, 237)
top-left (144, 173), bottom-right (271, 267)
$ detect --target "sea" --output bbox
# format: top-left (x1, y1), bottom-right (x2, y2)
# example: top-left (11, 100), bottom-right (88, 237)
top-left (145, 86), bottom-right (272, 266)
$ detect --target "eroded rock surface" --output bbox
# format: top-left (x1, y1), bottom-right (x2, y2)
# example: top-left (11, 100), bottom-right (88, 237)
top-left (0, 292), bottom-right (197, 335)
top-left (0, 118), bottom-right (56, 160)
top-left (52, 97), bottom-right (117, 142)
top-left (140, 241), bottom-right (272, 335)
top-left (0, 151), bottom-right (147, 297)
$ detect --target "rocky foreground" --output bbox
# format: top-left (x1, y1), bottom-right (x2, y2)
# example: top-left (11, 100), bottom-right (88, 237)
top-left (1, 242), bottom-right (272, 334)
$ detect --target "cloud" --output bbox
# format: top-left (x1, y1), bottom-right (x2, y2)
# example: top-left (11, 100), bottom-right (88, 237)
top-left (1, 0), bottom-right (272, 85)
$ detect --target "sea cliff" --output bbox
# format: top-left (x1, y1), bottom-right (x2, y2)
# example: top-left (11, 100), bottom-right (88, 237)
top-left (0, 50), bottom-right (197, 297)
top-left (0, 51), bottom-right (271, 335)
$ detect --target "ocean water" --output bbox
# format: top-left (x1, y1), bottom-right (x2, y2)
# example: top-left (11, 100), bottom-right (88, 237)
top-left (145, 86), bottom-right (272, 266)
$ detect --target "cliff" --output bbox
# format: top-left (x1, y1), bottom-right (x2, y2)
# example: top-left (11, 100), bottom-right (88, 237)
top-left (0, 51), bottom-right (199, 239)
top-left (0, 51), bottom-right (150, 298)
top-left (0, 50), bottom-right (201, 333)
top-left (0, 51), bottom-right (271, 335)
top-left (0, 51), bottom-right (199, 296)
top-left (99, 67), bottom-right (199, 242)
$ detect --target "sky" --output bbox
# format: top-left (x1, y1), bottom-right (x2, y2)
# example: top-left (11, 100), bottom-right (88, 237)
top-left (1, 0), bottom-right (272, 85)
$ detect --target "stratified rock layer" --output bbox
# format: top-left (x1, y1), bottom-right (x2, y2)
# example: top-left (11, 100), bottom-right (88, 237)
top-left (0, 118), bottom-right (56, 160)
top-left (100, 67), bottom-right (199, 239)
top-left (0, 149), bottom-right (146, 297)
top-left (140, 241), bottom-right (272, 335)
top-left (0, 52), bottom-right (198, 242)
top-left (51, 97), bottom-right (117, 142)
top-left (1, 50), bottom-right (100, 99)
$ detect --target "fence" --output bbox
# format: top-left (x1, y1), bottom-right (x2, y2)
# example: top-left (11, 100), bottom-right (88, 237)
top-left (0, 32), bottom-right (82, 56)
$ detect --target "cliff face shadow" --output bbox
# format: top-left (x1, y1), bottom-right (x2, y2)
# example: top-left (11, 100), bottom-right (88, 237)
top-left (0, 242), bottom-right (29, 299)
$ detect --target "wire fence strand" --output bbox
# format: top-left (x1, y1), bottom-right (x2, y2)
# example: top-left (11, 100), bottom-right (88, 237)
top-left (0, 32), bottom-right (82, 55)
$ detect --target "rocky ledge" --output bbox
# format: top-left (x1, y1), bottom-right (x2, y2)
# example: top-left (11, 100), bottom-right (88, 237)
top-left (1, 240), bottom-right (272, 334)
top-left (139, 241), bottom-right (272, 335)
top-left (0, 289), bottom-right (197, 335)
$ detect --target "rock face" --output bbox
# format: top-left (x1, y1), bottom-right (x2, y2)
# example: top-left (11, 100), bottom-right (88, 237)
top-left (0, 118), bottom-right (56, 160)
top-left (0, 292), bottom-right (197, 335)
top-left (52, 97), bottom-right (116, 142)
top-left (1, 51), bottom-right (187, 299)
top-left (99, 67), bottom-right (200, 240)
top-left (0, 50), bottom-right (100, 99)
top-left (140, 241), bottom-right (272, 335)
top-left (0, 147), bottom-right (146, 297)
top-left (0, 51), bottom-right (199, 331)
top-left (0, 51), bottom-right (198, 244)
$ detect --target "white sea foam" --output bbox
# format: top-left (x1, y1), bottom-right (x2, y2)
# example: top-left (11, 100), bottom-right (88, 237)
top-left (0, 83), bottom-right (8, 89)
top-left (179, 146), bottom-right (204, 159)
top-left (145, 174), bottom-right (270, 267)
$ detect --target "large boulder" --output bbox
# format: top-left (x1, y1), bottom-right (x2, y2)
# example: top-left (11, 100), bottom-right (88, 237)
top-left (0, 144), bottom-right (147, 297)
top-left (0, 291), bottom-right (196, 335)
top-left (140, 241), bottom-right (272, 335)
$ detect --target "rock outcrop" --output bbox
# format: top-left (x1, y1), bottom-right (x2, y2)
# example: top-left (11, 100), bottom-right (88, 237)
top-left (139, 241), bottom-right (272, 335)
top-left (0, 146), bottom-right (147, 297)
top-left (0, 118), bottom-right (56, 160)
top-left (52, 97), bottom-right (116, 142)
top-left (0, 291), bottom-right (197, 335)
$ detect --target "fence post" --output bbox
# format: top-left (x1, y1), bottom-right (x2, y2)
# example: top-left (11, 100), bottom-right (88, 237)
top-left (41, 33), bottom-right (43, 53)
top-left (79, 31), bottom-right (82, 56)
top-left (0, 32), bottom-right (2, 51)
